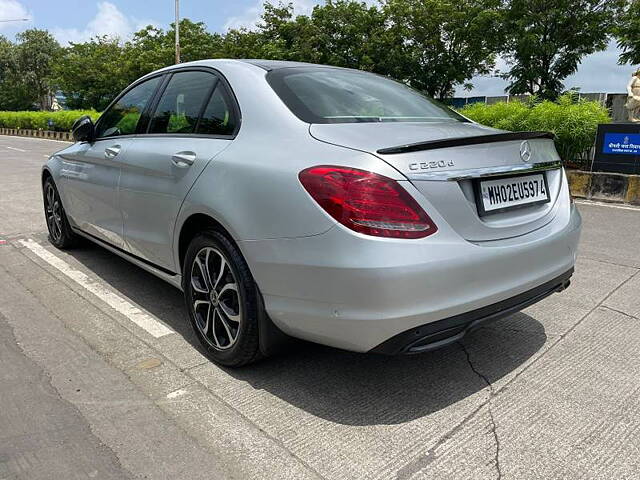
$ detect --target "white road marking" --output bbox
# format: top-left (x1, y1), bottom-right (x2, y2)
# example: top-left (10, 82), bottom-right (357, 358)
top-left (6, 146), bottom-right (27, 152)
top-left (166, 388), bottom-right (187, 399)
top-left (576, 199), bottom-right (640, 212)
top-left (18, 238), bottom-right (174, 338)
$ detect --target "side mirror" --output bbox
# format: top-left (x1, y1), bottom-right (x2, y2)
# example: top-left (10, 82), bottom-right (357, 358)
top-left (72, 115), bottom-right (95, 143)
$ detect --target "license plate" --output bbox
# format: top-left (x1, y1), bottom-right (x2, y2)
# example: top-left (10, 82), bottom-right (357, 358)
top-left (475, 172), bottom-right (550, 216)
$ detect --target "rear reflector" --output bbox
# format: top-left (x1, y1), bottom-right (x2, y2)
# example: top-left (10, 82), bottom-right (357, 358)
top-left (299, 166), bottom-right (437, 239)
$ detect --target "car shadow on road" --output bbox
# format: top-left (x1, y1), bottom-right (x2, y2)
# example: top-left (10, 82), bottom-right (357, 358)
top-left (66, 241), bottom-right (547, 426)
top-left (225, 317), bottom-right (545, 426)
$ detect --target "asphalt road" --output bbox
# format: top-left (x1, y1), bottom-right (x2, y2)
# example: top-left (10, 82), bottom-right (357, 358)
top-left (1, 135), bottom-right (639, 480)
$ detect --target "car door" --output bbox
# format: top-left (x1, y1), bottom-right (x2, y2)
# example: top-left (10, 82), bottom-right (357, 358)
top-left (118, 69), bottom-right (239, 272)
top-left (60, 75), bottom-right (163, 247)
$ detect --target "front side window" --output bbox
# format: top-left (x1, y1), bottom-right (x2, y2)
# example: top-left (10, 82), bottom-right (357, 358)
top-left (197, 84), bottom-right (238, 136)
top-left (149, 71), bottom-right (217, 134)
top-left (267, 67), bottom-right (467, 124)
top-left (95, 76), bottom-right (161, 138)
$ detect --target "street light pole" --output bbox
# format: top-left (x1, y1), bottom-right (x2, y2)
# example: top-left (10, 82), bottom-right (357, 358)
top-left (175, 0), bottom-right (181, 64)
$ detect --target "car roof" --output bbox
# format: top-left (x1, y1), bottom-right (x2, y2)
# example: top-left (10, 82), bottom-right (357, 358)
top-left (138, 59), bottom-right (344, 83)
top-left (238, 59), bottom-right (323, 71)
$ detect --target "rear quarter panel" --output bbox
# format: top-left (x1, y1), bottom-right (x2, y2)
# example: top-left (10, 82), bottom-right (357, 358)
top-left (177, 130), bottom-right (403, 242)
top-left (173, 61), bottom-right (404, 267)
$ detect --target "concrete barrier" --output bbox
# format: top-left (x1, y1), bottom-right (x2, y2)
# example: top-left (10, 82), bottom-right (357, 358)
top-left (0, 127), bottom-right (73, 142)
top-left (567, 169), bottom-right (640, 205)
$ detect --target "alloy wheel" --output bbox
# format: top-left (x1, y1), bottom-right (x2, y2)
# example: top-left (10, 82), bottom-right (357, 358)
top-left (190, 247), bottom-right (242, 350)
top-left (45, 183), bottom-right (63, 243)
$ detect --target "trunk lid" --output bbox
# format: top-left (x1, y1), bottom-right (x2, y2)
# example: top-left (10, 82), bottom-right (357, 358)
top-left (310, 122), bottom-right (563, 241)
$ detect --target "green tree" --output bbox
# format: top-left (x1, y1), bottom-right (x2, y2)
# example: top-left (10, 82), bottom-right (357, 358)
top-left (219, 4), bottom-right (311, 60)
top-left (123, 19), bottom-right (224, 80)
top-left (13, 29), bottom-right (62, 110)
top-left (219, 27), bottom-right (275, 58)
top-left (53, 19), bottom-right (225, 111)
top-left (173, 19), bottom-right (224, 62)
top-left (616, 0), bottom-right (640, 65)
top-left (253, 2), bottom-right (315, 61)
top-left (381, 0), bottom-right (504, 99)
top-left (305, 0), bottom-right (385, 70)
top-left (0, 36), bottom-right (12, 84)
top-left (220, 1), bottom-right (385, 68)
top-left (55, 36), bottom-right (128, 110)
top-left (502, 0), bottom-right (623, 100)
top-left (0, 36), bottom-right (29, 110)
top-left (122, 25), bottom-right (173, 81)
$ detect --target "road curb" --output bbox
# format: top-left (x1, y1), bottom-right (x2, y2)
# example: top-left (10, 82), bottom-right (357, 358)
top-left (0, 127), bottom-right (72, 142)
top-left (567, 169), bottom-right (640, 205)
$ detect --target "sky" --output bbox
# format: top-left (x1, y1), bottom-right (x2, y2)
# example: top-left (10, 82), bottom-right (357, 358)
top-left (0, 0), bottom-right (634, 96)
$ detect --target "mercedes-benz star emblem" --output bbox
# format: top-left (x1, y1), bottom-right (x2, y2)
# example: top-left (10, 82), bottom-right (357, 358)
top-left (520, 140), bottom-right (532, 163)
top-left (209, 290), bottom-right (219, 307)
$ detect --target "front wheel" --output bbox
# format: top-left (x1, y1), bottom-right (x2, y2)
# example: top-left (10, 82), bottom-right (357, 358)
top-left (183, 231), bottom-right (262, 367)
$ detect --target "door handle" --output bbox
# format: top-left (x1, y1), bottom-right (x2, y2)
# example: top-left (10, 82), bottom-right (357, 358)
top-left (104, 145), bottom-right (121, 159)
top-left (171, 151), bottom-right (196, 167)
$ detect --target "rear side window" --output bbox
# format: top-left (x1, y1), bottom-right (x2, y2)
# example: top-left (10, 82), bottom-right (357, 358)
top-left (149, 71), bottom-right (217, 134)
top-left (267, 67), bottom-right (467, 124)
top-left (95, 76), bottom-right (161, 138)
top-left (197, 85), bottom-right (238, 136)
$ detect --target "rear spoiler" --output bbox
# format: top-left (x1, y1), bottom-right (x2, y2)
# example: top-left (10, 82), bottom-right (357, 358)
top-left (376, 131), bottom-right (555, 155)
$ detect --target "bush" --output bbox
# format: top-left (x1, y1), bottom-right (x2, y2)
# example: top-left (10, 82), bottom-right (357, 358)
top-left (459, 94), bottom-right (611, 168)
top-left (0, 110), bottom-right (101, 132)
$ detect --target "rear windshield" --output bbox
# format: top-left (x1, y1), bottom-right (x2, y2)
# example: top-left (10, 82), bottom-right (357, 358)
top-left (266, 67), bottom-right (466, 124)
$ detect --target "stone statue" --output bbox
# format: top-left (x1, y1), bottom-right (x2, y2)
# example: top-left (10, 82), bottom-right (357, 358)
top-left (51, 97), bottom-right (62, 112)
top-left (625, 69), bottom-right (640, 122)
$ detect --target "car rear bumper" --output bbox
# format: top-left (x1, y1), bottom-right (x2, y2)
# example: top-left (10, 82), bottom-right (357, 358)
top-left (240, 203), bottom-right (582, 353)
top-left (370, 268), bottom-right (573, 355)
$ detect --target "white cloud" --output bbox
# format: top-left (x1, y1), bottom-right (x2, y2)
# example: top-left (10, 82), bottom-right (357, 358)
top-left (456, 41), bottom-right (636, 97)
top-left (224, 0), bottom-right (318, 31)
top-left (0, 0), bottom-right (31, 31)
top-left (52, 1), bottom-right (157, 45)
top-left (222, 0), bottom-right (380, 31)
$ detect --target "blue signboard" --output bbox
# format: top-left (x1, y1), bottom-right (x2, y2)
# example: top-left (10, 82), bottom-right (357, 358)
top-left (603, 133), bottom-right (640, 155)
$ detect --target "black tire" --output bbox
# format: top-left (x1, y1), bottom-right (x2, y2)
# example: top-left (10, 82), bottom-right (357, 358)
top-left (43, 176), bottom-right (80, 249)
top-left (183, 230), bottom-right (262, 367)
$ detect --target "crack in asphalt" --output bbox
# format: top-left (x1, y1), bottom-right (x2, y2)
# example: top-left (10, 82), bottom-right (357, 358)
top-left (601, 305), bottom-right (640, 322)
top-left (394, 343), bottom-right (503, 480)
top-left (460, 342), bottom-right (502, 480)
top-left (395, 269), bottom-right (640, 480)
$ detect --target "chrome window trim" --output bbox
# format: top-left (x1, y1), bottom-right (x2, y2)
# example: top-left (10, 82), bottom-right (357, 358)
top-left (86, 133), bottom-right (236, 145)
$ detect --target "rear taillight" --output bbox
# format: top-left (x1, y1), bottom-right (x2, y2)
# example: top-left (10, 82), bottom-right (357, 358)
top-left (299, 165), bottom-right (437, 239)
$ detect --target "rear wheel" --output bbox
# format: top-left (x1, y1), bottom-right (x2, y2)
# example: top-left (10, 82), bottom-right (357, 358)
top-left (43, 177), bottom-right (79, 249)
top-left (183, 230), bottom-right (261, 367)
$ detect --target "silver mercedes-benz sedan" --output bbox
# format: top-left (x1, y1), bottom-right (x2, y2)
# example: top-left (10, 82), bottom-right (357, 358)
top-left (43, 59), bottom-right (581, 366)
